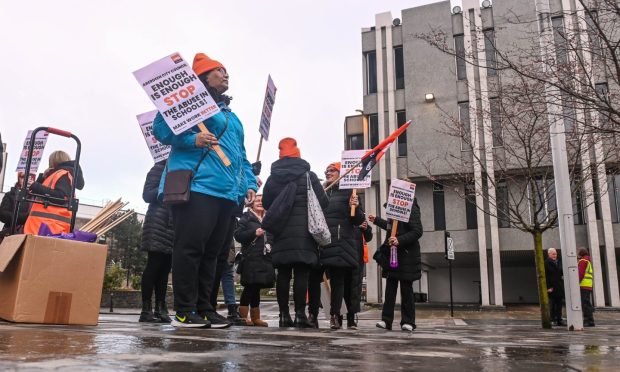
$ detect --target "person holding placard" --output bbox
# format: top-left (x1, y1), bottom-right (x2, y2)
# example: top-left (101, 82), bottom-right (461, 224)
top-left (262, 138), bottom-right (328, 328)
top-left (0, 172), bottom-right (34, 239)
top-left (320, 162), bottom-right (365, 330)
top-left (139, 160), bottom-right (174, 323)
top-left (153, 53), bottom-right (258, 328)
top-left (369, 197), bottom-right (423, 332)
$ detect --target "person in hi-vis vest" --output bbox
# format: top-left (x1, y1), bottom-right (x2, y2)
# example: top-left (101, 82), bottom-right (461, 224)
top-left (24, 151), bottom-right (84, 235)
top-left (577, 247), bottom-right (595, 327)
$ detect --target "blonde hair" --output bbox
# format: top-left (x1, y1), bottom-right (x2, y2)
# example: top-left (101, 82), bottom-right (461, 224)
top-left (49, 151), bottom-right (71, 169)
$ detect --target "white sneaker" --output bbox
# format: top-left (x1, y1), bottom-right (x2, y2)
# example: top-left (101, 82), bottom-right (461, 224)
top-left (401, 324), bottom-right (414, 332)
top-left (376, 321), bottom-right (388, 329)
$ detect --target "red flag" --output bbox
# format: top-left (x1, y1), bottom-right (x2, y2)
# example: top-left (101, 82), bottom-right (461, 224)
top-left (357, 120), bottom-right (411, 180)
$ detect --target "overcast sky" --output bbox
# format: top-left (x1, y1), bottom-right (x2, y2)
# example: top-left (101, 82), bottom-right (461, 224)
top-left (0, 0), bottom-right (456, 213)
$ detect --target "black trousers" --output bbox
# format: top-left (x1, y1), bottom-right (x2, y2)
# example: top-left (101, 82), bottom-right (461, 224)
top-left (276, 265), bottom-right (310, 314)
top-left (171, 193), bottom-right (234, 313)
top-left (580, 289), bottom-right (595, 323)
top-left (329, 267), bottom-right (353, 315)
top-left (240, 284), bottom-right (261, 308)
top-left (141, 251), bottom-right (172, 303)
top-left (307, 267), bottom-right (323, 316)
top-left (382, 277), bottom-right (415, 326)
top-left (549, 293), bottom-right (563, 322)
top-left (210, 216), bottom-right (237, 309)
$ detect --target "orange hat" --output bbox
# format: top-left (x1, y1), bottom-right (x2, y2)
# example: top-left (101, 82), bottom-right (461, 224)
top-left (327, 162), bottom-right (341, 172)
top-left (279, 137), bottom-right (301, 159)
top-left (192, 53), bottom-right (225, 76)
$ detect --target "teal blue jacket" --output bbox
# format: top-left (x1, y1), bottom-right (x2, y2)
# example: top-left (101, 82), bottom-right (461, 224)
top-left (153, 103), bottom-right (257, 204)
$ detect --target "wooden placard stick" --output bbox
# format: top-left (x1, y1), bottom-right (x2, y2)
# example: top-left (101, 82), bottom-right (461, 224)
top-left (390, 220), bottom-right (399, 240)
top-left (350, 189), bottom-right (357, 217)
top-left (197, 123), bottom-right (231, 167)
top-left (256, 136), bottom-right (264, 162)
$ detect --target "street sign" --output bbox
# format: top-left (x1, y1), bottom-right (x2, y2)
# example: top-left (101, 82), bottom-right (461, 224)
top-left (447, 237), bottom-right (455, 260)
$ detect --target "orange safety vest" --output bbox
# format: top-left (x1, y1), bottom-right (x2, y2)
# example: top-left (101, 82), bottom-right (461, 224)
top-left (363, 236), bottom-right (369, 264)
top-left (24, 170), bottom-right (73, 235)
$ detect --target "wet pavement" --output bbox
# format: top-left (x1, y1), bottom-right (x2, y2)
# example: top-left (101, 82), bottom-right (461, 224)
top-left (0, 304), bottom-right (619, 371)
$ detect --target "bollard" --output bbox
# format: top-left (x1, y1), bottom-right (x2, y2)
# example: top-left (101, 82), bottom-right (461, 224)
top-left (109, 292), bottom-right (114, 313)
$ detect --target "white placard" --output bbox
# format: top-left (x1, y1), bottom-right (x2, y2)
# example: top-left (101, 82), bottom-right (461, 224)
top-left (133, 52), bottom-right (220, 135)
top-left (447, 237), bottom-right (455, 260)
top-left (259, 75), bottom-right (277, 140)
top-left (385, 179), bottom-right (416, 222)
top-left (339, 150), bottom-right (371, 189)
top-left (16, 130), bottom-right (49, 173)
top-left (137, 110), bottom-right (171, 163)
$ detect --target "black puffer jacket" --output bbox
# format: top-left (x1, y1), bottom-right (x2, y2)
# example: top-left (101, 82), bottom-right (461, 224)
top-left (349, 223), bottom-right (373, 313)
top-left (141, 161), bottom-right (174, 254)
top-left (234, 210), bottom-right (275, 288)
top-left (373, 198), bottom-right (423, 281)
top-left (0, 186), bottom-right (31, 235)
top-left (320, 187), bottom-right (365, 268)
top-left (262, 157), bottom-right (328, 267)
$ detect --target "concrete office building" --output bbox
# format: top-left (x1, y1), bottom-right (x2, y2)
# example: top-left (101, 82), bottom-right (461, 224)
top-left (347, 0), bottom-right (620, 307)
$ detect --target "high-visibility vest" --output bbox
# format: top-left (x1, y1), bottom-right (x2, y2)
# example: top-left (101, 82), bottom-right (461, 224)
top-left (579, 258), bottom-right (593, 289)
top-left (362, 236), bottom-right (369, 264)
top-left (24, 170), bottom-right (73, 235)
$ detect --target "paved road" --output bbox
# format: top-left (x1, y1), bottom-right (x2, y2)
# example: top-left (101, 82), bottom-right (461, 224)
top-left (1, 304), bottom-right (619, 371)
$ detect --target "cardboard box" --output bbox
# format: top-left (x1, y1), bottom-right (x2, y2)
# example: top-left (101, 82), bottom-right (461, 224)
top-left (0, 234), bottom-right (107, 325)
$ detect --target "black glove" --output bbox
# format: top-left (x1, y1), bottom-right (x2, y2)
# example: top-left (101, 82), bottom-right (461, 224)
top-left (252, 161), bottom-right (262, 176)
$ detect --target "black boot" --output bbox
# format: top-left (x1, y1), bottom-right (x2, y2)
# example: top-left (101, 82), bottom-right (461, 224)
top-left (139, 301), bottom-right (156, 322)
top-left (279, 312), bottom-right (294, 328)
top-left (227, 304), bottom-right (247, 326)
top-left (154, 300), bottom-right (171, 323)
top-left (308, 312), bottom-right (319, 328)
top-left (295, 312), bottom-right (314, 328)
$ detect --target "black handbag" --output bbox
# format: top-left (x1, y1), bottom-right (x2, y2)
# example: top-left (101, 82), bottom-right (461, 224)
top-left (162, 114), bottom-right (229, 205)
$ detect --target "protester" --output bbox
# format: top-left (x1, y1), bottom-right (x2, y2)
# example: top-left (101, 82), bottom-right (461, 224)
top-left (0, 172), bottom-right (34, 239)
top-left (348, 219), bottom-right (373, 329)
top-left (24, 150), bottom-right (84, 235)
top-left (262, 138), bottom-right (328, 328)
top-left (370, 198), bottom-right (423, 332)
top-left (153, 53), bottom-right (257, 328)
top-left (139, 160), bottom-right (174, 323)
top-left (544, 247), bottom-right (564, 326)
top-left (319, 162), bottom-right (365, 329)
top-left (234, 194), bottom-right (275, 326)
top-left (577, 247), bottom-right (595, 327)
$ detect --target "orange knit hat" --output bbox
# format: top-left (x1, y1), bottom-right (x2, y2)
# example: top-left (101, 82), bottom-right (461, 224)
top-left (279, 137), bottom-right (301, 159)
top-left (192, 53), bottom-right (225, 76)
top-left (327, 162), bottom-right (341, 172)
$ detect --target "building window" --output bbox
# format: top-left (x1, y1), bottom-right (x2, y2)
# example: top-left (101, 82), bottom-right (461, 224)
top-left (608, 174), bottom-right (620, 223)
top-left (433, 183), bottom-right (446, 231)
top-left (365, 51), bottom-right (377, 94)
top-left (490, 97), bottom-right (503, 147)
top-left (368, 114), bottom-right (379, 149)
top-left (572, 186), bottom-right (585, 225)
top-left (465, 182), bottom-right (477, 229)
top-left (394, 46), bottom-right (405, 89)
top-left (347, 134), bottom-right (364, 150)
top-left (483, 29), bottom-right (497, 76)
top-left (497, 181), bottom-right (510, 228)
top-left (454, 34), bottom-right (467, 80)
top-left (459, 102), bottom-right (471, 151)
top-left (592, 171), bottom-right (602, 220)
top-left (595, 83), bottom-right (611, 133)
top-left (552, 17), bottom-right (568, 65)
top-left (529, 176), bottom-right (557, 225)
top-left (562, 93), bottom-right (576, 134)
top-left (396, 110), bottom-right (407, 156)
